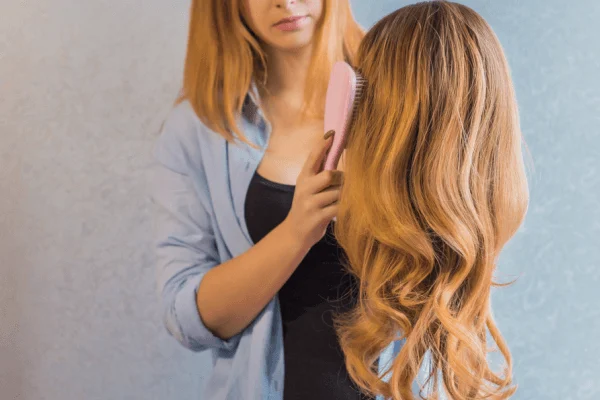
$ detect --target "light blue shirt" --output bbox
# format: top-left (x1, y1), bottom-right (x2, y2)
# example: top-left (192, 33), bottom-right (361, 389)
top-left (150, 90), bottom-right (432, 399)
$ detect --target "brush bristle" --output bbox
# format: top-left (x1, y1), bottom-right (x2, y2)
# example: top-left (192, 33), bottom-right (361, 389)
top-left (348, 72), bottom-right (366, 131)
top-left (352, 72), bottom-right (366, 111)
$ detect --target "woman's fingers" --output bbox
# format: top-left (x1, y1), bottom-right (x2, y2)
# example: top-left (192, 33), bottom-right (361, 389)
top-left (299, 131), bottom-right (335, 179)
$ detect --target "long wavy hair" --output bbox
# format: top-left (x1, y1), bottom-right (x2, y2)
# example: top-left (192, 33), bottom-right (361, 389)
top-left (177, 0), bottom-right (364, 150)
top-left (333, 2), bottom-right (529, 399)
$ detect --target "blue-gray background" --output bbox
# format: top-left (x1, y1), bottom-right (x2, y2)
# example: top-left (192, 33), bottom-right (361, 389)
top-left (1, 0), bottom-right (598, 399)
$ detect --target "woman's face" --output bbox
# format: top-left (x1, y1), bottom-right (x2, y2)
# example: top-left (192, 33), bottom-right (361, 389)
top-left (241, 0), bottom-right (323, 52)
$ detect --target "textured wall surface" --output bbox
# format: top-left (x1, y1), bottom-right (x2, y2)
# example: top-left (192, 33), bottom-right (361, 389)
top-left (1, 0), bottom-right (598, 399)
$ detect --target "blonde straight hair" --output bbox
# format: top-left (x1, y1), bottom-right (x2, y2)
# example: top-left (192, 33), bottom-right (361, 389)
top-left (333, 2), bottom-right (529, 399)
top-left (177, 0), bottom-right (364, 150)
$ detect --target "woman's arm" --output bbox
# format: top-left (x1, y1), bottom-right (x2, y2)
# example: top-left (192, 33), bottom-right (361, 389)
top-left (199, 134), bottom-right (343, 339)
top-left (154, 150), bottom-right (307, 346)
top-left (152, 104), bottom-right (312, 351)
top-left (197, 219), bottom-right (309, 340)
top-left (153, 106), bottom-right (340, 349)
top-left (155, 146), bottom-right (309, 344)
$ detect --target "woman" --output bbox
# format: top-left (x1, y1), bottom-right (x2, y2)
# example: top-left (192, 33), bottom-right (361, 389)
top-left (333, 2), bottom-right (529, 400)
top-left (151, 0), bottom-right (383, 399)
top-left (153, 1), bottom-right (528, 400)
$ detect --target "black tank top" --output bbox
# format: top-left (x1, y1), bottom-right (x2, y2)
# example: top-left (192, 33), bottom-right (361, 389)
top-left (244, 171), bottom-right (371, 400)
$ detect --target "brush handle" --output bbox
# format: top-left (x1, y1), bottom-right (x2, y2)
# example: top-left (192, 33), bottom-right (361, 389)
top-left (322, 62), bottom-right (357, 171)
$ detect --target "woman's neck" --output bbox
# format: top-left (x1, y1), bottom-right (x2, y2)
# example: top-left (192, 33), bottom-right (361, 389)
top-left (261, 45), bottom-right (313, 117)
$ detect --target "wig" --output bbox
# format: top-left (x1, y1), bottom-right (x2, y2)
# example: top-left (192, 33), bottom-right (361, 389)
top-left (333, 2), bottom-right (529, 399)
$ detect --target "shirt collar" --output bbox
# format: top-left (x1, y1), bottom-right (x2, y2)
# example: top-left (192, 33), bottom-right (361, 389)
top-left (241, 79), bottom-right (265, 127)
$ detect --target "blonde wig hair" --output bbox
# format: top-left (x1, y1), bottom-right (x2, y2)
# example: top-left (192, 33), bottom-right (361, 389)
top-left (178, 0), bottom-right (364, 149)
top-left (333, 2), bottom-right (529, 399)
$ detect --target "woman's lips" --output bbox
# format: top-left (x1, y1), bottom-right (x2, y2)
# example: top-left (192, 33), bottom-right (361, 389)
top-left (273, 15), bottom-right (308, 31)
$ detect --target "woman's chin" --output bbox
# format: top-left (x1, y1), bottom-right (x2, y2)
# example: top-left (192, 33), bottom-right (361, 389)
top-left (270, 38), bottom-right (314, 53)
top-left (266, 28), bottom-right (315, 53)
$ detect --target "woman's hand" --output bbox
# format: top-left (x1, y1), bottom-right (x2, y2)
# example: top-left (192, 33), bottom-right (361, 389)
top-left (281, 131), bottom-right (344, 250)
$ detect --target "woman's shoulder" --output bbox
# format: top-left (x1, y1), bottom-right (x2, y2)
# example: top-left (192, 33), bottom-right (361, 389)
top-left (159, 99), bottom-right (203, 144)
top-left (154, 99), bottom-right (215, 172)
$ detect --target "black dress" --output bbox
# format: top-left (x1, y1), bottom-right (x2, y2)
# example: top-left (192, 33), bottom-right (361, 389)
top-left (244, 171), bottom-right (372, 400)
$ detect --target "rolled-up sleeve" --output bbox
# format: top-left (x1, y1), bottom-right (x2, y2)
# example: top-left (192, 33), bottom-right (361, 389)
top-left (150, 110), bottom-right (240, 352)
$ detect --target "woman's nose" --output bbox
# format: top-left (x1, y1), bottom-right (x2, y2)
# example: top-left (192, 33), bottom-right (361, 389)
top-left (276, 0), bottom-right (297, 8)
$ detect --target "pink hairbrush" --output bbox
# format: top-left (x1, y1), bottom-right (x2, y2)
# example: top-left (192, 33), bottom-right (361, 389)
top-left (323, 61), bottom-right (365, 171)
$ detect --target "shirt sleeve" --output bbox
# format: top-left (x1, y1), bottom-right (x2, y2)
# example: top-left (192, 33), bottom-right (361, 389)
top-left (150, 107), bottom-right (240, 352)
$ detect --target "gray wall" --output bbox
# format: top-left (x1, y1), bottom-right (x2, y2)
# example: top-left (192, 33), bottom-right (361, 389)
top-left (1, 0), bottom-right (598, 399)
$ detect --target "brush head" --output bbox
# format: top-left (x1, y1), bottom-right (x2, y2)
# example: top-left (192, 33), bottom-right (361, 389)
top-left (323, 61), bottom-right (365, 171)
